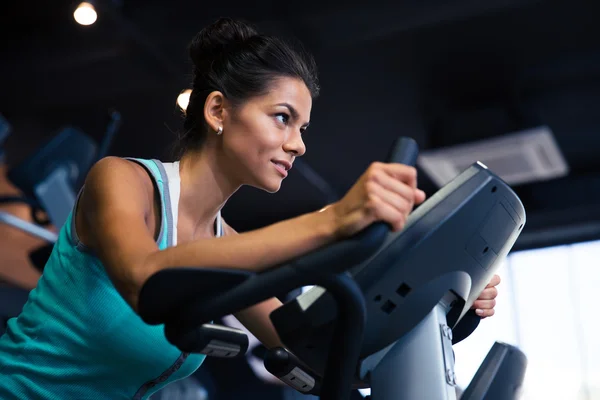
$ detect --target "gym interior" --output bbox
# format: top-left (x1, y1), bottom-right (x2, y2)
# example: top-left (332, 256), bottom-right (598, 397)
top-left (1, 1), bottom-right (599, 399)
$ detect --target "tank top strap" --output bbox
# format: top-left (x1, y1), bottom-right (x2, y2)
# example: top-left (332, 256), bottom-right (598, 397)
top-left (124, 158), bottom-right (175, 250)
top-left (216, 210), bottom-right (224, 238)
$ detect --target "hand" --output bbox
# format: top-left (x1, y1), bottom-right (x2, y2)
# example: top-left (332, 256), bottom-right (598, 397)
top-left (331, 162), bottom-right (426, 238)
top-left (472, 274), bottom-right (501, 318)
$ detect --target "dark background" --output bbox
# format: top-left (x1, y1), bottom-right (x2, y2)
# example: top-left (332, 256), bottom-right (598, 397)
top-left (2, 0), bottom-right (600, 251)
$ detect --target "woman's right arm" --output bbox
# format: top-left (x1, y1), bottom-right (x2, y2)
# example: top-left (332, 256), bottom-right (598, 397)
top-left (79, 157), bottom-right (424, 311)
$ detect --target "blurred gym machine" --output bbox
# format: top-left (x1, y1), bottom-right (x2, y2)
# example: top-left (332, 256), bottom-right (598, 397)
top-left (0, 110), bottom-right (120, 333)
top-left (0, 110), bottom-right (121, 269)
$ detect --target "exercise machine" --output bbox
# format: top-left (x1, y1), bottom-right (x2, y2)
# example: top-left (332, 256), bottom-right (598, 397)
top-left (461, 342), bottom-right (527, 400)
top-left (0, 110), bottom-right (121, 265)
top-left (138, 136), bottom-right (527, 400)
top-left (262, 153), bottom-right (525, 399)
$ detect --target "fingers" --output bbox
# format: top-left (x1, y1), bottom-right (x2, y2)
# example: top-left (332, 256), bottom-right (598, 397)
top-left (376, 162), bottom-right (418, 187)
top-left (475, 308), bottom-right (495, 318)
top-left (366, 162), bottom-right (425, 206)
top-left (487, 274), bottom-right (501, 288)
top-left (337, 161), bottom-right (427, 238)
top-left (364, 164), bottom-right (423, 231)
top-left (381, 163), bottom-right (426, 204)
top-left (414, 188), bottom-right (426, 205)
top-left (472, 299), bottom-right (496, 310)
top-left (476, 286), bottom-right (498, 300)
top-left (365, 194), bottom-right (407, 232)
top-left (365, 174), bottom-right (415, 215)
top-left (369, 168), bottom-right (416, 200)
top-left (473, 298), bottom-right (496, 318)
top-left (472, 278), bottom-right (500, 319)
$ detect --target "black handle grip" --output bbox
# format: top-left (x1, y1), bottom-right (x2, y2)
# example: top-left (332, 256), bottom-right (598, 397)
top-left (386, 137), bottom-right (419, 165)
top-left (165, 323), bottom-right (249, 358)
top-left (264, 347), bottom-right (322, 395)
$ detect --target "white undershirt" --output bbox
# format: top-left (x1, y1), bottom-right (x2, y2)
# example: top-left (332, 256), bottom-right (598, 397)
top-left (162, 161), bottom-right (222, 246)
top-left (163, 162), bottom-right (182, 246)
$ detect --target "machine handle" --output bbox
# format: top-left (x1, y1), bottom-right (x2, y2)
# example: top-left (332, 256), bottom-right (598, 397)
top-left (264, 347), bottom-right (322, 395)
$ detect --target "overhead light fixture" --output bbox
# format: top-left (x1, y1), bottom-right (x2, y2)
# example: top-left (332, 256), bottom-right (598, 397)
top-left (418, 126), bottom-right (569, 187)
top-left (177, 89), bottom-right (192, 113)
top-left (74, 2), bottom-right (97, 26)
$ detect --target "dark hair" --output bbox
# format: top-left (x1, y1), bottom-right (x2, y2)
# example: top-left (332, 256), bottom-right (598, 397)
top-left (178, 18), bottom-right (320, 154)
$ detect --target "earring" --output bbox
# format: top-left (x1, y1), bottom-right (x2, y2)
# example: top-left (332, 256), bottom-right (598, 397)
top-left (216, 126), bottom-right (223, 135)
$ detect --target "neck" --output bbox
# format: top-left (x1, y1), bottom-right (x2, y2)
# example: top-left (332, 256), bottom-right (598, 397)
top-left (178, 144), bottom-right (240, 233)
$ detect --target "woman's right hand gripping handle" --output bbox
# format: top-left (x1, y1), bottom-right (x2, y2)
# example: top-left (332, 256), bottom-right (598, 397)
top-left (329, 162), bottom-right (426, 239)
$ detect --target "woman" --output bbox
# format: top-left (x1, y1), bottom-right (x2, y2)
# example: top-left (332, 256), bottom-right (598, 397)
top-left (0, 18), bottom-right (500, 399)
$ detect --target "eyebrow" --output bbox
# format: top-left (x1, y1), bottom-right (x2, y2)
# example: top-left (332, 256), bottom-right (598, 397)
top-left (276, 103), bottom-right (310, 128)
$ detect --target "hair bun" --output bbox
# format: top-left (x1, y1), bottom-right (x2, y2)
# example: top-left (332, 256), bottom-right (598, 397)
top-left (189, 18), bottom-right (258, 73)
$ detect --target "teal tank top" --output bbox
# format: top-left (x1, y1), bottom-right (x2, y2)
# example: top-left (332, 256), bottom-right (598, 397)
top-left (0, 158), bottom-right (222, 399)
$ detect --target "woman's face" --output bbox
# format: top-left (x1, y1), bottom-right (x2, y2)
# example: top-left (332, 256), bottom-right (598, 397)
top-left (221, 77), bottom-right (312, 193)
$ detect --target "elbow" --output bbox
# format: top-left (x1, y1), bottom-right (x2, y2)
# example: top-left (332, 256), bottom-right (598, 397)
top-left (129, 255), bottom-right (163, 314)
top-left (110, 258), bottom-right (161, 315)
top-left (116, 274), bottom-right (146, 314)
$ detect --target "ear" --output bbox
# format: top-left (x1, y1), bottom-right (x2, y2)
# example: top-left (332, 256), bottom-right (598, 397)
top-left (203, 91), bottom-right (226, 133)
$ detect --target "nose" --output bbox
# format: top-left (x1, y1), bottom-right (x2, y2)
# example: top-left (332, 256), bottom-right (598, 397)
top-left (283, 133), bottom-right (306, 157)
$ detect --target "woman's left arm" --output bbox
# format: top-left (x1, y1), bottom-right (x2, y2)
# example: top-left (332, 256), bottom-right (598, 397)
top-left (222, 219), bottom-right (285, 349)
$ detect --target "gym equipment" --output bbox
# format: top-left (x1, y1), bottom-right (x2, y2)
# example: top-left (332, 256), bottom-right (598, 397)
top-left (7, 126), bottom-right (98, 228)
top-left (461, 342), bottom-right (527, 400)
top-left (0, 111), bottom-right (121, 264)
top-left (138, 136), bottom-right (526, 400)
top-left (263, 163), bottom-right (525, 399)
top-left (0, 211), bottom-right (59, 242)
top-left (263, 158), bottom-right (525, 399)
top-left (0, 113), bottom-right (59, 242)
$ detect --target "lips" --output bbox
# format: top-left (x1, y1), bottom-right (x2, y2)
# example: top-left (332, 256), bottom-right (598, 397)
top-left (272, 159), bottom-right (292, 171)
top-left (271, 159), bottom-right (292, 177)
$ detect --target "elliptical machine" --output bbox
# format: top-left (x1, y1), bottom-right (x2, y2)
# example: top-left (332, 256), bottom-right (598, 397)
top-left (138, 137), bottom-right (528, 399)
top-left (0, 110), bottom-right (121, 268)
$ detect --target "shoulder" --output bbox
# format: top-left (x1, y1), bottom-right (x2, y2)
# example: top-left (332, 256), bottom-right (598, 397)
top-left (80, 157), bottom-right (155, 219)
top-left (76, 157), bottom-right (160, 250)
top-left (86, 157), bottom-right (153, 188)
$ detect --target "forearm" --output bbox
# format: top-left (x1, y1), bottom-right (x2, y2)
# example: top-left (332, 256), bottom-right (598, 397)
top-left (234, 298), bottom-right (285, 349)
top-left (146, 206), bottom-right (337, 277)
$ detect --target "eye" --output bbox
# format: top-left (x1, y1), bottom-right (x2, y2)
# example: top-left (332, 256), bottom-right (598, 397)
top-left (274, 113), bottom-right (290, 125)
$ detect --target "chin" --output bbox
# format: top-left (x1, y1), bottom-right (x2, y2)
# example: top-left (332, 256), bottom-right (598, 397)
top-left (264, 181), bottom-right (283, 193)
top-left (248, 167), bottom-right (286, 193)
top-left (255, 177), bottom-right (283, 194)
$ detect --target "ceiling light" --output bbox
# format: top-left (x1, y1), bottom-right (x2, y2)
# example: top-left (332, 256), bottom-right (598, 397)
top-left (74, 2), bottom-right (97, 26)
top-left (177, 89), bottom-right (192, 112)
